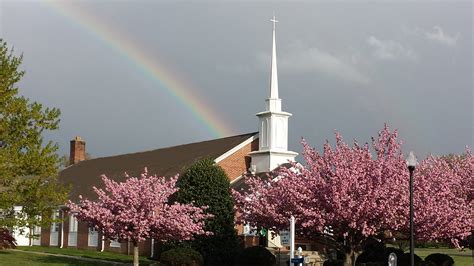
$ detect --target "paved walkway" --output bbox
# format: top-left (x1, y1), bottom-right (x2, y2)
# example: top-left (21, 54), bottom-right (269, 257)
top-left (9, 249), bottom-right (126, 265)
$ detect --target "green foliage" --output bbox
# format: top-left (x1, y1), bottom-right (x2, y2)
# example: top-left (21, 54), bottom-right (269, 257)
top-left (415, 241), bottom-right (449, 249)
top-left (159, 247), bottom-right (204, 266)
top-left (175, 158), bottom-right (241, 266)
top-left (0, 39), bottom-right (67, 231)
top-left (234, 246), bottom-right (276, 266)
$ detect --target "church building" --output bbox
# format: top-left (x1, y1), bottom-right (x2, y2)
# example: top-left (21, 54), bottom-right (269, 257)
top-left (30, 16), bottom-right (297, 256)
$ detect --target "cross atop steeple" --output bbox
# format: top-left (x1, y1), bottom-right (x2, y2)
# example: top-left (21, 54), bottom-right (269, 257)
top-left (270, 15), bottom-right (278, 30)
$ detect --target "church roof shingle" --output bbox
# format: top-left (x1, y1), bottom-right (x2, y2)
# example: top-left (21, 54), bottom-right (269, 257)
top-left (59, 132), bottom-right (257, 201)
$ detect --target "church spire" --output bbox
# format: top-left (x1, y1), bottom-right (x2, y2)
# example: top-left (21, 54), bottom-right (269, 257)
top-left (270, 15), bottom-right (279, 99)
top-left (249, 15), bottom-right (297, 173)
top-left (266, 15), bottom-right (281, 112)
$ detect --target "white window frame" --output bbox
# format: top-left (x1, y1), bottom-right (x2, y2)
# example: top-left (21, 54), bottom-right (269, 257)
top-left (69, 215), bottom-right (78, 232)
top-left (243, 223), bottom-right (257, 236)
top-left (88, 227), bottom-right (99, 247)
top-left (68, 214), bottom-right (78, 247)
top-left (32, 225), bottom-right (41, 246)
top-left (49, 210), bottom-right (60, 246)
top-left (50, 211), bottom-right (60, 233)
top-left (110, 239), bottom-right (121, 248)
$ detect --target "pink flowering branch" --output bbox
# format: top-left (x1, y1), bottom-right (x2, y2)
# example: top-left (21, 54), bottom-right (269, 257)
top-left (67, 168), bottom-right (212, 265)
top-left (234, 125), bottom-right (472, 264)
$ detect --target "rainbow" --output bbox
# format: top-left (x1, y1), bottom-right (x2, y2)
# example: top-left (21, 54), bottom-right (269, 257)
top-left (43, 1), bottom-right (234, 138)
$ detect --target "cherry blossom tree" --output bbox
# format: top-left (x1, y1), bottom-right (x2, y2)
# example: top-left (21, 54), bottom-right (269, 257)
top-left (68, 168), bottom-right (211, 266)
top-left (233, 125), bottom-right (472, 265)
top-left (413, 151), bottom-right (472, 248)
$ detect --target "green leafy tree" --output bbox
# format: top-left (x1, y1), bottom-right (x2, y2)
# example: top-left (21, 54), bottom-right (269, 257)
top-left (175, 158), bottom-right (241, 266)
top-left (0, 39), bottom-right (68, 240)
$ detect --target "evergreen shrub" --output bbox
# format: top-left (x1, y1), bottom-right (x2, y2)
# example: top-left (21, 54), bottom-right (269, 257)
top-left (159, 247), bottom-right (203, 266)
top-left (424, 253), bottom-right (454, 266)
top-left (397, 253), bottom-right (424, 266)
top-left (235, 246), bottom-right (276, 266)
top-left (175, 158), bottom-right (241, 266)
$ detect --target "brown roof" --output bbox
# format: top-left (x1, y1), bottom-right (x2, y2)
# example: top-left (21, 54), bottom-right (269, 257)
top-left (59, 132), bottom-right (257, 201)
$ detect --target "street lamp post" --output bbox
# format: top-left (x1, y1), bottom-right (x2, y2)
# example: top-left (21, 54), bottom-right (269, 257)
top-left (406, 151), bottom-right (417, 266)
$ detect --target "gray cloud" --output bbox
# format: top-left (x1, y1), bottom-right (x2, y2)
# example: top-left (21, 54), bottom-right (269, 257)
top-left (424, 26), bottom-right (459, 47)
top-left (2, 1), bottom-right (471, 158)
top-left (367, 36), bottom-right (418, 61)
top-left (259, 41), bottom-right (370, 84)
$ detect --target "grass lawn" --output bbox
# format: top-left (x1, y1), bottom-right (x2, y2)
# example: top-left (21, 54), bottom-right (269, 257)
top-left (0, 250), bottom-right (105, 265)
top-left (16, 246), bottom-right (157, 265)
top-left (415, 247), bottom-right (473, 266)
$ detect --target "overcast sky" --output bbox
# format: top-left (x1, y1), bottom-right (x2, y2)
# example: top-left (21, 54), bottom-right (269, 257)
top-left (1, 1), bottom-right (472, 160)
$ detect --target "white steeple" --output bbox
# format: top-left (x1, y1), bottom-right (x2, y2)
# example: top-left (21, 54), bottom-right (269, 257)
top-left (267, 15), bottom-right (282, 112)
top-left (249, 15), bottom-right (297, 173)
top-left (270, 15), bottom-right (279, 100)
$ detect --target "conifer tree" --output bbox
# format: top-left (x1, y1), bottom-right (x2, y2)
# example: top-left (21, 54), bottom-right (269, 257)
top-left (175, 158), bottom-right (241, 266)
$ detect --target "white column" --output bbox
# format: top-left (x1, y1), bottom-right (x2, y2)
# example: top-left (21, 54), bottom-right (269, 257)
top-left (151, 238), bottom-right (155, 258)
top-left (60, 210), bottom-right (64, 248)
top-left (290, 216), bottom-right (295, 260)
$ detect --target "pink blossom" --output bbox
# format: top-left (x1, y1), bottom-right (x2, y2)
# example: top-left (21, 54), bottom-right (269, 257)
top-left (234, 125), bottom-right (472, 255)
top-left (67, 170), bottom-right (212, 245)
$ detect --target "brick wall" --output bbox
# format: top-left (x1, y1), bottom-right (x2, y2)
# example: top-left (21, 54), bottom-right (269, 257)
top-left (40, 227), bottom-right (50, 246)
top-left (77, 219), bottom-right (89, 248)
top-left (139, 239), bottom-right (152, 256)
top-left (218, 139), bottom-right (259, 181)
top-left (62, 210), bottom-right (69, 248)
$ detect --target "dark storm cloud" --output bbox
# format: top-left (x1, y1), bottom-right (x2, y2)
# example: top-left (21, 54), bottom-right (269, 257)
top-left (1, 1), bottom-right (472, 158)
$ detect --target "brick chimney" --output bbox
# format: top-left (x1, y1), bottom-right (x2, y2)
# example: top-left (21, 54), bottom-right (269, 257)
top-left (70, 136), bottom-right (86, 165)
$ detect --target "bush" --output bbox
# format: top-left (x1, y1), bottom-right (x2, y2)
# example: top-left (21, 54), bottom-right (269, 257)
top-left (175, 158), bottom-right (241, 265)
top-left (356, 240), bottom-right (404, 265)
top-left (0, 228), bottom-right (16, 249)
top-left (356, 241), bottom-right (386, 264)
top-left (235, 246), bottom-right (276, 266)
top-left (415, 241), bottom-right (445, 249)
top-left (159, 247), bottom-right (203, 266)
top-left (424, 253), bottom-right (454, 266)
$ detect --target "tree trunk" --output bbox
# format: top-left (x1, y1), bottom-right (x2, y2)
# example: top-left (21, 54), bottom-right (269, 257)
top-left (344, 249), bottom-right (360, 266)
top-left (133, 243), bottom-right (139, 266)
top-left (28, 226), bottom-right (33, 246)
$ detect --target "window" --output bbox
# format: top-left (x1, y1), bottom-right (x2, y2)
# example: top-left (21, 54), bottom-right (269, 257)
top-left (51, 211), bottom-right (60, 233)
top-left (110, 239), bottom-right (121, 248)
top-left (88, 227), bottom-right (98, 247)
top-left (50, 210), bottom-right (60, 246)
top-left (243, 224), bottom-right (257, 236)
top-left (68, 215), bottom-right (78, 247)
top-left (69, 215), bottom-right (78, 232)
